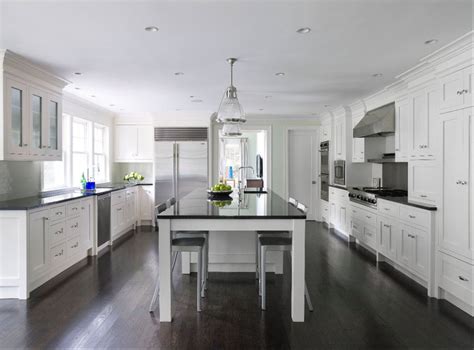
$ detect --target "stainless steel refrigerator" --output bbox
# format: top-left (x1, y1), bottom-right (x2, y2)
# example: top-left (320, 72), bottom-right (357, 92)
top-left (154, 127), bottom-right (208, 208)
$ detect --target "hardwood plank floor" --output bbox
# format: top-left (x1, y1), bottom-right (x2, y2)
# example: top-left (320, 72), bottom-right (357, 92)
top-left (0, 222), bottom-right (472, 349)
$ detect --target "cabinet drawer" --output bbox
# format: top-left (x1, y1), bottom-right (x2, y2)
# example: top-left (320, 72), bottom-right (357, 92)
top-left (50, 243), bottom-right (66, 267)
top-left (111, 190), bottom-right (125, 206)
top-left (400, 206), bottom-right (430, 227)
top-left (67, 235), bottom-right (82, 258)
top-left (66, 201), bottom-right (82, 217)
top-left (377, 200), bottom-right (400, 218)
top-left (49, 221), bottom-right (66, 246)
top-left (438, 252), bottom-right (473, 306)
top-left (350, 205), bottom-right (376, 226)
top-left (49, 205), bottom-right (66, 221)
top-left (66, 217), bottom-right (81, 238)
top-left (363, 225), bottom-right (377, 250)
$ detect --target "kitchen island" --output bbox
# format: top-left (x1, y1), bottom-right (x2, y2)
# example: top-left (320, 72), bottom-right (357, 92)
top-left (152, 188), bottom-right (308, 322)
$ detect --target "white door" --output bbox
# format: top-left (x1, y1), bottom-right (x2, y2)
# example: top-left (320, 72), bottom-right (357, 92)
top-left (288, 129), bottom-right (319, 220)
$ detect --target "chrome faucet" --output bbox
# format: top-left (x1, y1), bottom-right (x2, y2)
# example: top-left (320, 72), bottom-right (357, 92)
top-left (237, 166), bottom-right (254, 192)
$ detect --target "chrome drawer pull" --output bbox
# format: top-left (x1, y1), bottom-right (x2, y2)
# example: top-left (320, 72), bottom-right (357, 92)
top-left (56, 211), bottom-right (63, 215)
top-left (71, 242), bottom-right (79, 248)
top-left (408, 215), bottom-right (416, 219)
top-left (55, 228), bottom-right (63, 235)
top-left (366, 215), bottom-right (371, 219)
top-left (408, 234), bottom-right (415, 239)
top-left (71, 223), bottom-right (79, 228)
top-left (458, 276), bottom-right (469, 282)
top-left (72, 207), bottom-right (78, 211)
top-left (420, 195), bottom-right (427, 198)
top-left (384, 208), bottom-right (390, 211)
top-left (383, 224), bottom-right (391, 228)
top-left (55, 249), bottom-right (64, 257)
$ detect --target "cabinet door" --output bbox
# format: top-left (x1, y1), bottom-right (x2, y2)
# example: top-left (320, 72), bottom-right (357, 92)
top-left (320, 125), bottom-right (330, 142)
top-left (28, 88), bottom-right (48, 158)
top-left (352, 116), bottom-right (364, 162)
top-left (115, 125), bottom-right (137, 161)
top-left (363, 224), bottom-right (376, 250)
top-left (28, 209), bottom-right (50, 279)
top-left (411, 87), bottom-right (438, 159)
top-left (377, 216), bottom-right (398, 260)
top-left (140, 187), bottom-right (154, 221)
top-left (440, 110), bottom-right (471, 259)
top-left (440, 70), bottom-right (465, 112)
top-left (338, 203), bottom-right (348, 234)
top-left (5, 78), bottom-right (29, 157)
top-left (136, 126), bottom-right (154, 161)
top-left (46, 94), bottom-right (62, 159)
top-left (330, 202), bottom-right (337, 225)
top-left (80, 199), bottom-right (92, 247)
top-left (334, 118), bottom-right (345, 159)
top-left (111, 203), bottom-right (121, 235)
top-left (412, 227), bottom-right (429, 278)
top-left (408, 161), bottom-right (438, 205)
top-left (395, 98), bottom-right (411, 161)
top-left (398, 225), bottom-right (413, 268)
top-left (462, 66), bottom-right (472, 107)
top-left (351, 219), bottom-right (363, 241)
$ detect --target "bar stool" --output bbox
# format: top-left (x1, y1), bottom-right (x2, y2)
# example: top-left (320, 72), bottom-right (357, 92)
top-left (258, 202), bottom-right (313, 311)
top-left (149, 201), bottom-right (209, 313)
top-left (255, 197), bottom-right (298, 280)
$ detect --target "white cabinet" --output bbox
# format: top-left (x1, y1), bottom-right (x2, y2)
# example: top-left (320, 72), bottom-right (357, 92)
top-left (408, 160), bottom-right (438, 205)
top-left (334, 116), bottom-right (346, 160)
top-left (410, 86), bottom-right (438, 159)
top-left (352, 115), bottom-right (365, 163)
top-left (27, 197), bottom-right (92, 293)
top-left (28, 209), bottom-right (50, 281)
top-left (439, 65), bottom-right (472, 113)
top-left (111, 188), bottom-right (138, 240)
top-left (329, 186), bottom-right (349, 236)
top-left (139, 185), bottom-right (154, 224)
top-left (437, 252), bottom-right (473, 309)
top-left (114, 125), bottom-right (153, 162)
top-left (439, 109), bottom-right (473, 261)
top-left (395, 97), bottom-right (411, 161)
top-left (377, 215), bottom-right (398, 261)
top-left (398, 224), bottom-right (429, 279)
top-left (2, 51), bottom-right (66, 161)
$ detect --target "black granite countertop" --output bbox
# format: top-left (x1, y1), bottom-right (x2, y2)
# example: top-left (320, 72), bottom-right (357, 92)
top-left (0, 182), bottom-right (152, 211)
top-left (158, 188), bottom-right (306, 219)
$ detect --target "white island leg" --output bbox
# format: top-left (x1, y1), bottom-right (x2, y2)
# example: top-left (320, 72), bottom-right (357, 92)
top-left (158, 219), bottom-right (172, 322)
top-left (291, 219), bottom-right (305, 322)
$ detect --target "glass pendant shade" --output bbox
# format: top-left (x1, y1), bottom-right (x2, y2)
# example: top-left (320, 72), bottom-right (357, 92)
top-left (222, 122), bottom-right (242, 137)
top-left (217, 86), bottom-right (245, 123)
top-left (216, 58), bottom-right (246, 124)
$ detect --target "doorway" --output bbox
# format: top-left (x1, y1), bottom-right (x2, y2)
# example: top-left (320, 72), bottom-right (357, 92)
top-left (287, 129), bottom-right (319, 220)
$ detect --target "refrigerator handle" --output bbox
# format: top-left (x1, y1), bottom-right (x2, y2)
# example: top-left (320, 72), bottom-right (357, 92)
top-left (174, 142), bottom-right (179, 201)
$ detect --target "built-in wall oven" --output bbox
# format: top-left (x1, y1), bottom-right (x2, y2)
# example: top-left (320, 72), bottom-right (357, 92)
top-left (320, 141), bottom-right (329, 201)
top-left (334, 159), bottom-right (345, 186)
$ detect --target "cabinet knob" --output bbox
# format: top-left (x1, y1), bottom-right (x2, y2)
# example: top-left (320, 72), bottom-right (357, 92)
top-left (462, 89), bottom-right (469, 94)
top-left (420, 194), bottom-right (427, 198)
top-left (457, 90), bottom-right (462, 95)
top-left (458, 276), bottom-right (469, 282)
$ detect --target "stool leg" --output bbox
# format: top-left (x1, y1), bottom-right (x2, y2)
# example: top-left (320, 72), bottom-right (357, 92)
top-left (305, 282), bottom-right (314, 312)
top-left (149, 274), bottom-right (160, 313)
top-left (261, 245), bottom-right (266, 310)
top-left (202, 240), bottom-right (207, 298)
top-left (255, 233), bottom-right (259, 280)
top-left (197, 249), bottom-right (202, 312)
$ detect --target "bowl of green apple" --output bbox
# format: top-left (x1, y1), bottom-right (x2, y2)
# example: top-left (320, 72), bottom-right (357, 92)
top-left (208, 183), bottom-right (233, 198)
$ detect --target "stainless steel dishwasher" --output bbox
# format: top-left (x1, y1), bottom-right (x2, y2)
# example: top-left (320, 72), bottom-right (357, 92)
top-left (97, 193), bottom-right (111, 247)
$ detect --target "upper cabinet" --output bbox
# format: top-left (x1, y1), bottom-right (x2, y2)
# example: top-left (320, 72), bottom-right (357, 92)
top-left (333, 115), bottom-right (346, 160)
top-left (395, 84), bottom-right (439, 161)
top-left (439, 65), bottom-right (472, 113)
top-left (350, 102), bottom-right (366, 163)
top-left (320, 123), bottom-right (331, 142)
top-left (114, 124), bottom-right (154, 162)
top-left (1, 50), bottom-right (68, 161)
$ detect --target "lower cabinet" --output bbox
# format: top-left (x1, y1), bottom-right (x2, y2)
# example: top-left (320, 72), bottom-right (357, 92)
top-left (399, 224), bottom-right (429, 279)
top-left (28, 197), bottom-right (93, 293)
top-left (320, 200), bottom-right (329, 224)
top-left (139, 185), bottom-right (154, 224)
top-left (111, 188), bottom-right (138, 241)
top-left (377, 216), bottom-right (398, 261)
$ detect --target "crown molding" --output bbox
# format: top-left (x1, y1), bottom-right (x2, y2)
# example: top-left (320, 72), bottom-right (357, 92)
top-left (1, 49), bottom-right (70, 89)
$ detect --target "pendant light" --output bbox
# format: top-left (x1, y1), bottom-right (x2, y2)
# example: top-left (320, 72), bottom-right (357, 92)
top-left (217, 58), bottom-right (245, 136)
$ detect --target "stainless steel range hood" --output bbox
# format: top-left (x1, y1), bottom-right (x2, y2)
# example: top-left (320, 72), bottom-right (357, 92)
top-left (353, 102), bottom-right (395, 138)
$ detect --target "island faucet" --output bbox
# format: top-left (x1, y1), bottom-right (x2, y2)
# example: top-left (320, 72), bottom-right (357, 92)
top-left (237, 166), bottom-right (254, 192)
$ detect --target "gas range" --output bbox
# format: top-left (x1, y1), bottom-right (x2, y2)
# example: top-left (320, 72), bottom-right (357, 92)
top-left (348, 187), bottom-right (408, 208)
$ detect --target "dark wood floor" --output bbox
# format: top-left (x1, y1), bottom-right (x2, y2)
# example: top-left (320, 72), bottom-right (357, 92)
top-left (0, 223), bottom-right (473, 349)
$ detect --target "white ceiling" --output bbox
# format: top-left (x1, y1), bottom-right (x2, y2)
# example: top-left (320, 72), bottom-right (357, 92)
top-left (1, 0), bottom-right (472, 117)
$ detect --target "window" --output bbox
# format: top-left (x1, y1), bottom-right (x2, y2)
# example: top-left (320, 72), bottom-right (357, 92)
top-left (42, 114), bottom-right (109, 190)
top-left (219, 136), bottom-right (248, 188)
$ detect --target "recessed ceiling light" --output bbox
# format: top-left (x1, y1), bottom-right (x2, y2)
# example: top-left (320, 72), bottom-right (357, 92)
top-left (259, 108), bottom-right (264, 111)
top-left (296, 27), bottom-right (311, 34)
top-left (372, 73), bottom-right (383, 78)
top-left (275, 72), bottom-right (285, 77)
top-left (90, 95), bottom-right (96, 98)
top-left (74, 87), bottom-right (81, 90)
top-left (145, 26), bottom-right (159, 32)
top-left (424, 39), bottom-right (438, 45)
top-left (189, 95), bottom-right (194, 98)
top-left (74, 72), bottom-right (82, 76)
top-left (265, 95), bottom-right (272, 99)
top-left (109, 104), bottom-right (115, 107)
top-left (174, 72), bottom-right (184, 76)
top-left (324, 104), bottom-right (331, 108)
top-left (191, 99), bottom-right (203, 103)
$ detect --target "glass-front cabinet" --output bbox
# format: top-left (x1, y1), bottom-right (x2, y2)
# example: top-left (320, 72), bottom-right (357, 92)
top-left (6, 78), bottom-right (29, 157)
top-left (3, 78), bottom-right (63, 161)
